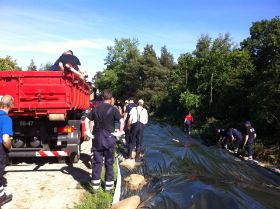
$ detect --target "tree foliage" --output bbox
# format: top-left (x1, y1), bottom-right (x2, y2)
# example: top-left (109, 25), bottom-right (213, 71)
top-left (0, 56), bottom-right (21, 71)
top-left (95, 17), bottom-right (280, 144)
top-left (27, 59), bottom-right (37, 71)
top-left (241, 16), bottom-right (280, 134)
top-left (39, 62), bottom-right (53, 71)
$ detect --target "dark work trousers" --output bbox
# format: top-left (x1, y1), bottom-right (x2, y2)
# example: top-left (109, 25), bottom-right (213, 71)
top-left (0, 145), bottom-right (7, 199)
top-left (184, 121), bottom-right (191, 134)
top-left (124, 128), bottom-right (131, 155)
top-left (245, 138), bottom-right (254, 157)
top-left (92, 129), bottom-right (116, 182)
top-left (129, 122), bottom-right (145, 158)
top-left (222, 137), bottom-right (229, 148)
top-left (234, 137), bottom-right (243, 150)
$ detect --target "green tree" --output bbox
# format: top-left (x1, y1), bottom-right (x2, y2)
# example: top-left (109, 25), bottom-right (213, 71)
top-left (137, 44), bottom-right (169, 111)
top-left (105, 38), bottom-right (140, 68)
top-left (179, 90), bottom-right (200, 112)
top-left (27, 59), bottom-right (37, 71)
top-left (193, 34), bottom-right (211, 58)
top-left (0, 56), bottom-right (21, 71)
top-left (39, 62), bottom-right (53, 71)
top-left (96, 38), bottom-right (141, 99)
top-left (94, 69), bottom-right (118, 93)
top-left (241, 16), bottom-right (280, 134)
top-left (159, 45), bottom-right (175, 69)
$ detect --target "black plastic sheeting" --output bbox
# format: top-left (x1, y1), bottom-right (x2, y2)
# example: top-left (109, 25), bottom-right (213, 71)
top-left (120, 122), bottom-right (280, 209)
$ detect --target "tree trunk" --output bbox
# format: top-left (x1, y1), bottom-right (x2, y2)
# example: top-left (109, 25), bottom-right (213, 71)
top-left (185, 69), bottom-right (188, 86)
top-left (210, 73), bottom-right (213, 104)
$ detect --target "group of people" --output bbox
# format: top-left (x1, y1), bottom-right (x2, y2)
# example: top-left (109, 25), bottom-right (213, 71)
top-left (84, 90), bottom-right (148, 192)
top-left (217, 121), bottom-right (257, 160)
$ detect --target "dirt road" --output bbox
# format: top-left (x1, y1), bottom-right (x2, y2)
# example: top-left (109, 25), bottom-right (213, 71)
top-left (2, 140), bottom-right (92, 209)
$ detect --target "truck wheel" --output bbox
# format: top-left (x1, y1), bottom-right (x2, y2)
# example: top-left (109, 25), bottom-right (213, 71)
top-left (68, 144), bottom-right (80, 164)
top-left (57, 157), bottom-right (66, 164)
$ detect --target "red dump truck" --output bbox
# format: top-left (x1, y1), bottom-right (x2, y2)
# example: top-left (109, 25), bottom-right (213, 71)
top-left (0, 70), bottom-right (91, 163)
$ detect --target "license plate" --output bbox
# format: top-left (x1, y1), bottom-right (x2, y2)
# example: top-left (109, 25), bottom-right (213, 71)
top-left (20, 121), bottom-right (34, 126)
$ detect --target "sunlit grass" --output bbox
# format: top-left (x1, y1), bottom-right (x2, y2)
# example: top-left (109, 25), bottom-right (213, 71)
top-left (74, 157), bottom-right (118, 209)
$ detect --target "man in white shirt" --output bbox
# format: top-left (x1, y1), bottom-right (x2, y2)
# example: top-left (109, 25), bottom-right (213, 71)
top-left (128, 99), bottom-right (148, 162)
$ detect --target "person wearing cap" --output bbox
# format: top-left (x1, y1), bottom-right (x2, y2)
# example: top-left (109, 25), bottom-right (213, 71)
top-left (242, 121), bottom-right (256, 160)
top-left (50, 50), bottom-right (81, 72)
top-left (84, 90), bottom-right (124, 192)
top-left (123, 97), bottom-right (137, 158)
top-left (0, 95), bottom-right (14, 206)
top-left (123, 100), bottom-right (129, 115)
top-left (128, 99), bottom-right (148, 162)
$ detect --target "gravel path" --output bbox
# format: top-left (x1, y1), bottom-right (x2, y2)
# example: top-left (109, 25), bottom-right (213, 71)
top-left (2, 140), bottom-right (92, 209)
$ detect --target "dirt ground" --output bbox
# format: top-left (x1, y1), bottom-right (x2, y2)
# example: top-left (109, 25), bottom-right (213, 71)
top-left (2, 140), bottom-right (92, 209)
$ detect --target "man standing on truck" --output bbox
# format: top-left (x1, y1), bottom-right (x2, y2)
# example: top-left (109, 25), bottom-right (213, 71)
top-left (50, 50), bottom-right (81, 72)
top-left (0, 95), bottom-right (14, 206)
top-left (85, 90), bottom-right (124, 192)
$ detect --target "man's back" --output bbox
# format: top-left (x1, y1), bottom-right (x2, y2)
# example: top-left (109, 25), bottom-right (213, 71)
top-left (92, 103), bottom-right (121, 133)
top-left (185, 114), bottom-right (193, 122)
top-left (58, 54), bottom-right (81, 71)
top-left (129, 106), bottom-right (148, 125)
top-left (126, 103), bottom-right (137, 114)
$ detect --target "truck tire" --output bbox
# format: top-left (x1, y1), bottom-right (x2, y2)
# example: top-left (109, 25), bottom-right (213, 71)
top-left (69, 143), bottom-right (80, 163)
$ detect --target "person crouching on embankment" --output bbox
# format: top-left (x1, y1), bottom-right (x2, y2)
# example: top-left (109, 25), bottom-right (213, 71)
top-left (127, 99), bottom-right (148, 162)
top-left (0, 95), bottom-right (14, 206)
top-left (84, 90), bottom-right (124, 192)
top-left (223, 128), bottom-right (243, 150)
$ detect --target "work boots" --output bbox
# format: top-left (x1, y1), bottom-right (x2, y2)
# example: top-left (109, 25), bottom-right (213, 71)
top-left (0, 194), bottom-right (12, 207)
top-left (135, 152), bottom-right (141, 162)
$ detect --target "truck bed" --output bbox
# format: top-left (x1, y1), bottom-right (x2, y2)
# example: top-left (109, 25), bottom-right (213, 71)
top-left (0, 70), bottom-right (90, 117)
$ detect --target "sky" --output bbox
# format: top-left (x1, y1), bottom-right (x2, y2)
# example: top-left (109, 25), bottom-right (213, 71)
top-left (0, 0), bottom-right (279, 78)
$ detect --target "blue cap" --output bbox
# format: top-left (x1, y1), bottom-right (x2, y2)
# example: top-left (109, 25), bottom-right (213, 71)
top-left (244, 121), bottom-right (251, 126)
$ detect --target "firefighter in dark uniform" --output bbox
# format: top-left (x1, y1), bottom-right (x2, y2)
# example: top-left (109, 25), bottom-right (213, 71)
top-left (242, 121), bottom-right (256, 160)
top-left (225, 128), bottom-right (243, 154)
top-left (85, 90), bottom-right (124, 192)
top-left (0, 95), bottom-right (14, 206)
top-left (123, 97), bottom-right (137, 158)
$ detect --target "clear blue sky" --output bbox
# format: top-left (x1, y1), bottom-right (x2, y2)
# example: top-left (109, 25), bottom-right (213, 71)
top-left (0, 0), bottom-right (279, 78)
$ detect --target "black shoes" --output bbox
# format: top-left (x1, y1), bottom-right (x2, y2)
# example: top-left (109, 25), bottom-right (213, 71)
top-left (0, 194), bottom-right (12, 206)
top-left (135, 156), bottom-right (141, 162)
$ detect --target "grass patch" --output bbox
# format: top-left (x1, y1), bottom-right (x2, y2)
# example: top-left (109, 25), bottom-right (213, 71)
top-left (74, 156), bottom-right (118, 209)
top-left (74, 189), bottom-right (113, 209)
